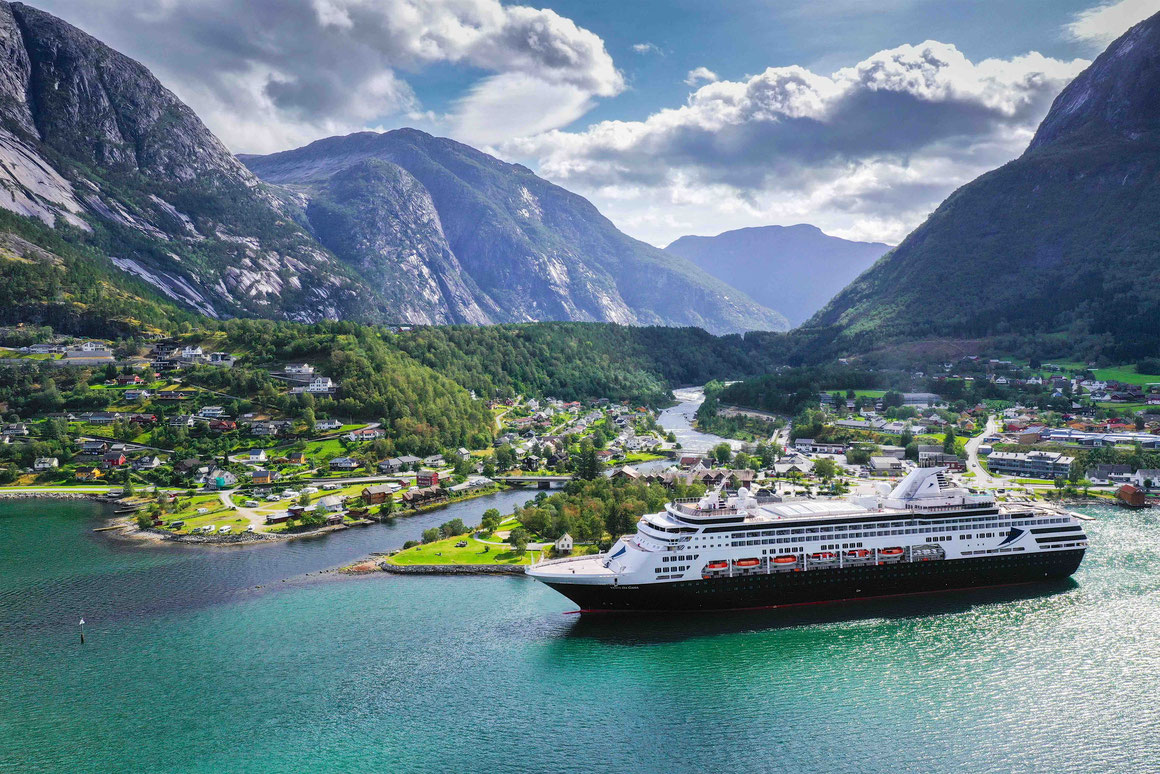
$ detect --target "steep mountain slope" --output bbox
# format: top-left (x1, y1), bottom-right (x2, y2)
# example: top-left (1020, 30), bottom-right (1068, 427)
top-left (664, 225), bottom-right (890, 326)
top-left (809, 12), bottom-right (1160, 358)
top-left (243, 131), bottom-right (789, 334)
top-left (0, 1), bottom-right (384, 323)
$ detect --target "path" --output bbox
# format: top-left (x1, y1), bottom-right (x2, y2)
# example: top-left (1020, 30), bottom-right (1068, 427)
top-left (964, 415), bottom-right (1000, 485)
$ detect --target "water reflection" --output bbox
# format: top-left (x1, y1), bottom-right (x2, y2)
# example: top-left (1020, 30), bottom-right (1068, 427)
top-left (556, 579), bottom-right (1079, 645)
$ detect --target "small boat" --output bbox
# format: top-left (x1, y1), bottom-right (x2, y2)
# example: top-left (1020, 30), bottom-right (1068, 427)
top-left (706, 561), bottom-right (729, 570)
top-left (809, 552), bottom-right (837, 561)
top-left (733, 558), bottom-right (760, 568)
top-left (773, 555), bottom-right (797, 564)
top-left (845, 549), bottom-right (870, 558)
top-left (880, 547), bottom-right (904, 556)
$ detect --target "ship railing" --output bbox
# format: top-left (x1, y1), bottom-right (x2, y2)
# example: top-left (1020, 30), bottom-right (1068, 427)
top-left (670, 502), bottom-right (740, 517)
top-left (531, 553), bottom-right (605, 568)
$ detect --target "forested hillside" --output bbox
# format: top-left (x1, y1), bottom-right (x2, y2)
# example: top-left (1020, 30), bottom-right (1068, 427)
top-left (393, 323), bottom-right (786, 404)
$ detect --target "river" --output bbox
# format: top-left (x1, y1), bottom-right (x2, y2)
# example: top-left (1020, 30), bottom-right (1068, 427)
top-left (2, 497), bottom-right (1159, 773)
top-left (655, 386), bottom-right (744, 454)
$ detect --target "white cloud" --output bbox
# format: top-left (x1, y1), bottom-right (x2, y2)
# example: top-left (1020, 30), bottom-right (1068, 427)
top-left (684, 67), bottom-right (719, 86)
top-left (507, 41), bottom-right (1088, 245)
top-left (35, 0), bottom-right (623, 153)
top-left (1067, 0), bottom-right (1160, 47)
top-left (632, 42), bottom-right (663, 55)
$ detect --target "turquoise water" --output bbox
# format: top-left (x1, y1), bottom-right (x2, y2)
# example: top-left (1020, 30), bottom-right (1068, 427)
top-left (2, 500), bottom-right (1159, 773)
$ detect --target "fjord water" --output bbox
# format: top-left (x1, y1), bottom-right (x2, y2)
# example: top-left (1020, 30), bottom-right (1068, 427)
top-left (2, 500), bottom-right (1159, 773)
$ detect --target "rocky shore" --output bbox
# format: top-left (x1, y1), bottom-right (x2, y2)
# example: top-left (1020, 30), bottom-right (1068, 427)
top-left (0, 491), bottom-right (115, 502)
top-left (375, 562), bottom-right (527, 575)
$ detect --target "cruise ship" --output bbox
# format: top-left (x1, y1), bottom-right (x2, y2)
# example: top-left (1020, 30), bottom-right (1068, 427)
top-left (526, 467), bottom-right (1087, 612)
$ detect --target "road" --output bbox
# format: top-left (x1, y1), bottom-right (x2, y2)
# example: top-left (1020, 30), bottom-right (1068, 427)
top-left (964, 415), bottom-right (1000, 485)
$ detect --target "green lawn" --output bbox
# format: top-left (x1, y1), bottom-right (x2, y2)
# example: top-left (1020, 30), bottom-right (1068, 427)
top-left (387, 533), bottom-right (540, 565)
top-left (1096, 402), bottom-right (1152, 413)
top-left (822, 388), bottom-right (888, 398)
top-left (1093, 365), bottom-right (1160, 386)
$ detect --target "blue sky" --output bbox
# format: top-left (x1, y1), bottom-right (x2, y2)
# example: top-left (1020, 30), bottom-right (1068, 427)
top-left (35, 0), bottom-right (1160, 244)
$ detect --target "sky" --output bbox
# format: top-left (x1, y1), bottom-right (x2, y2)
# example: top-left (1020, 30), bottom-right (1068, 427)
top-left (32, 0), bottom-right (1160, 246)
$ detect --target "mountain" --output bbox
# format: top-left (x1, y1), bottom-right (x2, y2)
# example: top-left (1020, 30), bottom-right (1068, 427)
top-left (809, 12), bottom-right (1160, 359)
top-left (664, 225), bottom-right (890, 326)
top-left (241, 131), bottom-right (790, 333)
top-left (0, 1), bottom-right (385, 323)
top-left (0, 2), bottom-right (784, 335)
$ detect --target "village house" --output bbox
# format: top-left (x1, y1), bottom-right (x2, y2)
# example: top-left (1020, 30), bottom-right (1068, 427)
top-left (314, 418), bottom-right (342, 431)
top-left (198, 406), bottom-right (227, 418)
top-left (361, 484), bottom-right (398, 505)
top-left (76, 467), bottom-right (103, 480)
top-left (346, 428), bottom-right (383, 442)
top-left (251, 469), bottom-right (275, 485)
top-left (208, 419), bottom-right (237, 432)
top-left (422, 454), bottom-right (445, 468)
top-left (246, 448), bottom-right (268, 463)
top-left (285, 363), bottom-right (314, 376)
top-left (102, 451), bottom-right (128, 468)
top-left (329, 457), bottom-right (360, 472)
top-left (115, 373), bottom-right (142, 385)
top-left (181, 345), bottom-right (203, 359)
top-left (1086, 464), bottom-right (1132, 485)
top-left (286, 451), bottom-right (307, 465)
top-left (401, 486), bottom-right (442, 505)
top-left (1130, 469), bottom-right (1160, 490)
top-left (316, 495), bottom-right (345, 513)
top-left (204, 468), bottom-right (237, 490)
top-left (306, 376), bottom-right (336, 394)
top-left (554, 533), bottom-right (574, 554)
top-left (34, 457), bottom-right (59, 470)
top-left (80, 440), bottom-right (108, 455)
top-left (416, 469), bottom-right (440, 487)
top-left (132, 455), bottom-right (162, 471)
top-left (124, 389), bottom-right (151, 401)
top-left (169, 415), bottom-right (195, 428)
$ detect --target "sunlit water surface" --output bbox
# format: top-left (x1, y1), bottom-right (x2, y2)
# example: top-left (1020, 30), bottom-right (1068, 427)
top-left (2, 499), bottom-right (1158, 773)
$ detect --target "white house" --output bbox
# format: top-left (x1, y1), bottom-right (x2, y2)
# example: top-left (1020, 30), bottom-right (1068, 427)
top-left (80, 341), bottom-right (105, 352)
top-left (554, 533), bottom-right (573, 553)
top-left (314, 418), bottom-right (342, 431)
top-left (34, 457), bottom-right (59, 470)
top-left (1131, 469), bottom-right (1160, 489)
top-left (307, 376), bottom-right (336, 394)
top-left (181, 345), bottom-right (203, 358)
top-left (199, 406), bottom-right (227, 418)
top-left (247, 448), bottom-right (268, 463)
top-left (286, 363), bottom-right (314, 376)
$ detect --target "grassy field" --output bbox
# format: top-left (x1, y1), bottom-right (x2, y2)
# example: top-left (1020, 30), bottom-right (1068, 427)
top-left (1096, 402), bottom-right (1152, 413)
top-left (822, 389), bottom-right (888, 398)
top-left (1093, 366), bottom-right (1160, 386)
top-left (387, 533), bottom-right (540, 565)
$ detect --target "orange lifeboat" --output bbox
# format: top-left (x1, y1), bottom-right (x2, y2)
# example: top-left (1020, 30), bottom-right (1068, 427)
top-left (706, 560), bottom-right (728, 570)
top-left (880, 547), bottom-right (904, 556)
top-left (845, 549), bottom-right (870, 558)
top-left (734, 558), bottom-right (760, 568)
top-left (809, 552), bottom-right (837, 561)
top-left (773, 555), bottom-right (797, 564)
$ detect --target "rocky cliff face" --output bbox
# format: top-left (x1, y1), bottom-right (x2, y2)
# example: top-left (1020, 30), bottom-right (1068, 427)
top-left (0, 1), bottom-right (384, 323)
top-left (808, 11), bottom-right (1160, 358)
top-left (243, 130), bottom-right (789, 334)
top-left (665, 225), bottom-right (890, 326)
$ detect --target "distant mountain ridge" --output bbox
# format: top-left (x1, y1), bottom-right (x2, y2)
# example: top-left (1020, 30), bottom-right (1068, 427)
top-left (809, 10), bottom-right (1160, 359)
top-left (664, 225), bottom-right (890, 326)
top-left (241, 131), bottom-right (789, 333)
top-left (0, 1), bottom-right (786, 334)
